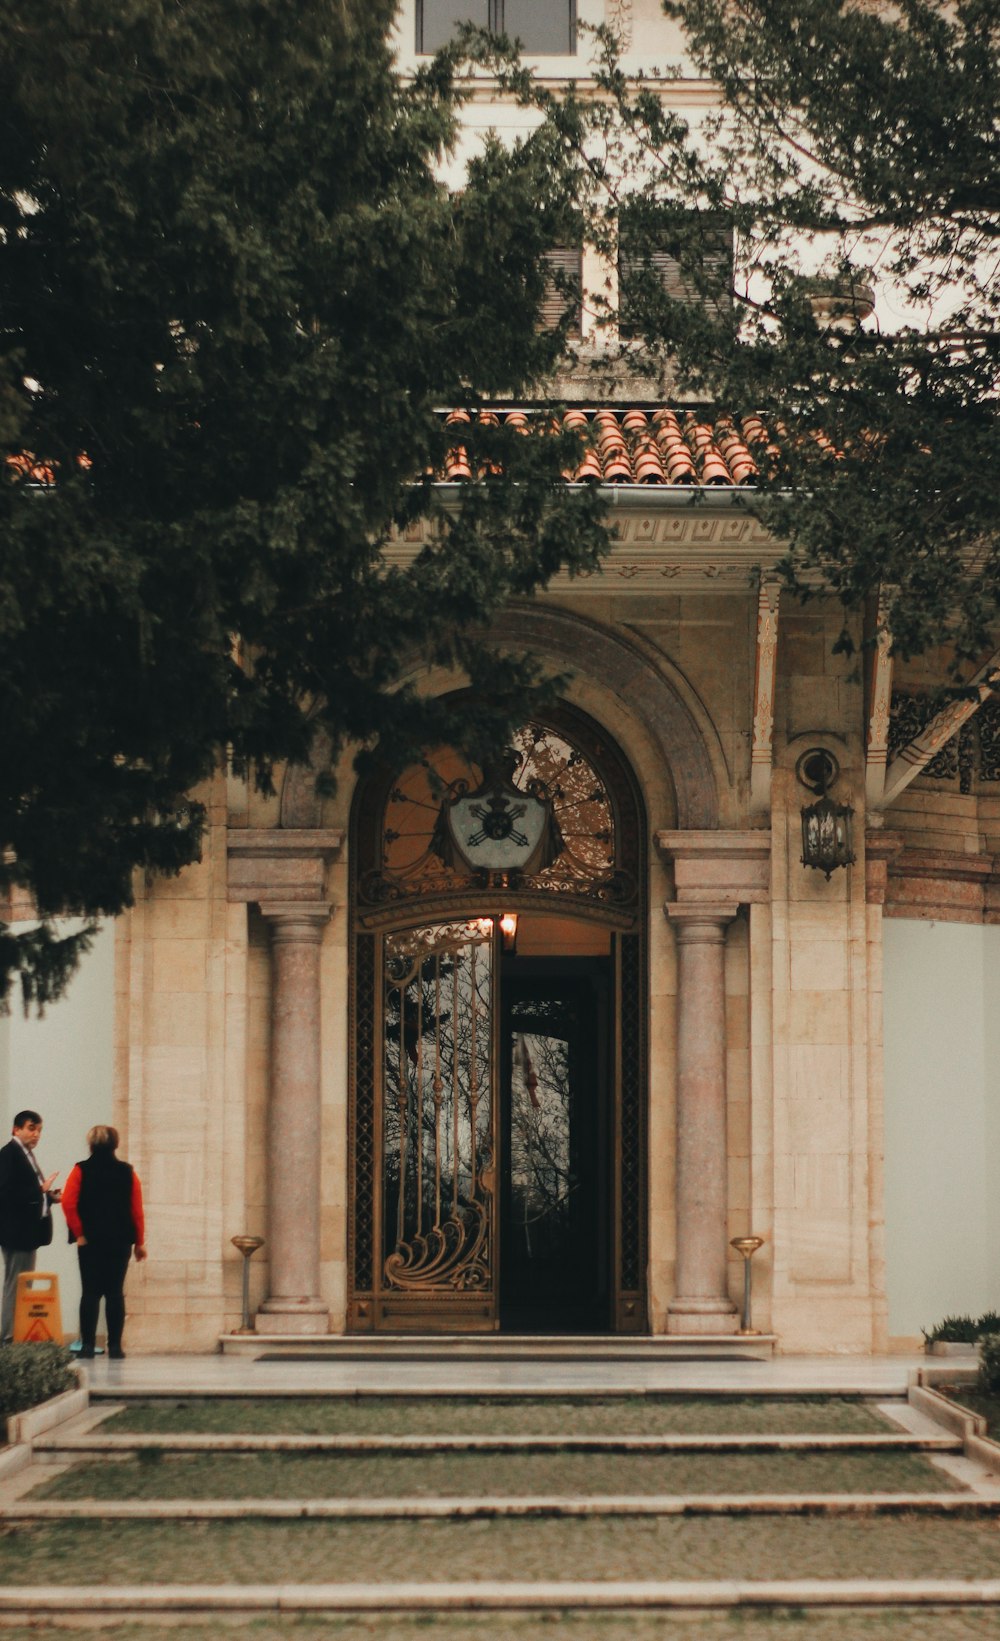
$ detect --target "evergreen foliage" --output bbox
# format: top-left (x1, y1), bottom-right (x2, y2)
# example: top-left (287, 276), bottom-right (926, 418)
top-left (0, 1342), bottom-right (74, 1421)
top-left (580, 0), bottom-right (1000, 664)
top-left (0, 0), bottom-right (607, 1006)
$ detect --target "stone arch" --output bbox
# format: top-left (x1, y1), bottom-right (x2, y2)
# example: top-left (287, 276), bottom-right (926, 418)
top-left (483, 605), bottom-right (720, 829)
top-left (279, 602), bottom-right (721, 831)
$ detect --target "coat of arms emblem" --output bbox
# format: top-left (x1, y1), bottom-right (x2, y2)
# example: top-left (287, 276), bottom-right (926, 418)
top-left (432, 752), bottom-right (563, 878)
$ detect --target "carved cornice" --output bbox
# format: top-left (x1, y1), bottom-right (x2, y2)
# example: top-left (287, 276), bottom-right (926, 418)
top-left (383, 494), bottom-right (782, 593)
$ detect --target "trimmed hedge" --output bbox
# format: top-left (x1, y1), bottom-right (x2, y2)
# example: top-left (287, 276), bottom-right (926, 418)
top-left (924, 1313), bottom-right (994, 1345)
top-left (0, 1343), bottom-right (74, 1424)
top-left (978, 1334), bottom-right (1000, 1395)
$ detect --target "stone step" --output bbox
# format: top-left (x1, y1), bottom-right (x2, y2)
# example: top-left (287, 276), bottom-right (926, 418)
top-left (220, 1332), bottom-right (777, 1361)
top-left (33, 1431), bottom-right (961, 1455)
top-left (1, 1492), bottom-right (991, 1521)
top-left (3, 1578), bottom-right (1000, 1614)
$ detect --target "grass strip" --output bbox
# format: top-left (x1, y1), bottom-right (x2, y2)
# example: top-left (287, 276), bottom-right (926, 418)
top-left (3, 1515), bottom-right (1000, 1585)
top-left (28, 1448), bottom-right (959, 1501)
top-left (99, 1396), bottom-right (898, 1438)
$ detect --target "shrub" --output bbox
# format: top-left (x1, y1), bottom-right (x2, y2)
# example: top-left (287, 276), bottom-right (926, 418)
top-left (922, 1314), bottom-right (980, 1344)
top-left (977, 1311), bottom-right (1000, 1337)
top-left (0, 1343), bottom-right (74, 1424)
top-left (978, 1333), bottom-right (1000, 1395)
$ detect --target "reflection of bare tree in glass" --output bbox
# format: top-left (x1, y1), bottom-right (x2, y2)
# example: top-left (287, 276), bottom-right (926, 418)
top-left (509, 998), bottom-right (577, 1263)
top-left (382, 923), bottom-right (494, 1290)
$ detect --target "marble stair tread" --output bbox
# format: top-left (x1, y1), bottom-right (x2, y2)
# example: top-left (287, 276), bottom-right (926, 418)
top-left (6, 1580), bottom-right (1000, 1614)
top-left (32, 1431), bottom-right (962, 1454)
top-left (2, 1492), bottom-right (991, 1521)
top-left (219, 1334), bottom-right (777, 1360)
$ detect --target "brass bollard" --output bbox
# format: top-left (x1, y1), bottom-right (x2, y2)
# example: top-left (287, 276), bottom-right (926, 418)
top-left (231, 1236), bottom-right (265, 1333)
top-left (730, 1236), bottom-right (765, 1335)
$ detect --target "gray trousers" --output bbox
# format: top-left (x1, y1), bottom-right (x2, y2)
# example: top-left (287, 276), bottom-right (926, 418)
top-left (1, 1247), bottom-right (36, 1343)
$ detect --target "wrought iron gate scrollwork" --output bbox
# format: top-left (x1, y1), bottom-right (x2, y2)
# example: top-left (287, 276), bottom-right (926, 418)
top-left (381, 921), bottom-right (496, 1296)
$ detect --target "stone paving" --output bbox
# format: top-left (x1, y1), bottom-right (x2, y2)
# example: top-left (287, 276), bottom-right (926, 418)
top-left (0, 1353), bottom-right (999, 1631)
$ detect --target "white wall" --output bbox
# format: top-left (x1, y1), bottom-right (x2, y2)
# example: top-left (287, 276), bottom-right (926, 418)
top-left (0, 922), bottom-right (116, 1340)
top-left (882, 919), bottom-right (1000, 1338)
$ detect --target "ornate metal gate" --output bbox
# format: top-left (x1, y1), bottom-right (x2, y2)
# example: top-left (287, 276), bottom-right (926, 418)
top-left (348, 704), bottom-right (647, 1333)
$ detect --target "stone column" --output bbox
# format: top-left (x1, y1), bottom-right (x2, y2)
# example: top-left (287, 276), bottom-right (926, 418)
top-left (664, 903), bottom-right (739, 1335)
top-left (256, 902), bottom-right (331, 1334)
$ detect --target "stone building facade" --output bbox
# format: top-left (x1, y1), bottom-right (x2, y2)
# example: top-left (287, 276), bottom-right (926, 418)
top-left (3, 0), bottom-right (998, 1354)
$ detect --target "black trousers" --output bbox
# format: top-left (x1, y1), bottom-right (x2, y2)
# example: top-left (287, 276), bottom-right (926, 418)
top-left (77, 1243), bottom-right (131, 1351)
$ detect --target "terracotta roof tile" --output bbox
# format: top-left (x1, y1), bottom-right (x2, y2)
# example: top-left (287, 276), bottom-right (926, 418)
top-left (435, 409), bottom-right (765, 486)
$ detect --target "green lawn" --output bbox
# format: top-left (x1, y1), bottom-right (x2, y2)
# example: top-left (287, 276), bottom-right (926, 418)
top-left (28, 1446), bottom-right (959, 1500)
top-left (3, 1515), bottom-right (1000, 1585)
top-left (99, 1395), bottom-right (898, 1438)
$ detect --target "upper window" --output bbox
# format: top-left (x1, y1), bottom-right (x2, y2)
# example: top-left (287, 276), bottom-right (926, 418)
top-left (541, 247), bottom-right (583, 339)
top-left (618, 220), bottom-right (734, 339)
top-left (416, 0), bottom-right (576, 55)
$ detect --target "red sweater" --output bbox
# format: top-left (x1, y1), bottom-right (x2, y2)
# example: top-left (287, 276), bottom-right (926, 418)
top-left (62, 1164), bottom-right (145, 1247)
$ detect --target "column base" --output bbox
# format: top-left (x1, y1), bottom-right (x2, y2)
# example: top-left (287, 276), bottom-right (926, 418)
top-left (255, 1298), bottom-right (329, 1336)
top-left (667, 1298), bottom-right (739, 1336)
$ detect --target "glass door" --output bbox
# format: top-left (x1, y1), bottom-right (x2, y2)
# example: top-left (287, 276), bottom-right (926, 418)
top-left (500, 963), bottom-right (610, 1332)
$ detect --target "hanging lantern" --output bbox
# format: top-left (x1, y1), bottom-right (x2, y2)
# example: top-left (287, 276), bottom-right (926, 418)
top-left (797, 750), bottom-right (855, 880)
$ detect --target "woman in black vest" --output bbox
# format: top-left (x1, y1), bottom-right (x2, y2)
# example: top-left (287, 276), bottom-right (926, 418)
top-left (61, 1126), bottom-right (146, 1359)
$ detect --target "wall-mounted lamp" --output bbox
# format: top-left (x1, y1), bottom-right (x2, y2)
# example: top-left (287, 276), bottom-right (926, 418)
top-left (498, 912), bottom-right (519, 953)
top-left (797, 749), bottom-right (855, 880)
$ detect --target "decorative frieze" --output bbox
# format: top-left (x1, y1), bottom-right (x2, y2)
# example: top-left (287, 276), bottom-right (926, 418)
top-left (384, 506), bottom-right (779, 591)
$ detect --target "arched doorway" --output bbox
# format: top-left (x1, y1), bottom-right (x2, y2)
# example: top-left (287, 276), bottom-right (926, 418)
top-left (347, 703), bottom-right (647, 1334)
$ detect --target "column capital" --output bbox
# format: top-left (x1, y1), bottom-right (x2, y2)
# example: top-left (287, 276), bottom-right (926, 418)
top-left (656, 830), bottom-right (769, 906)
top-left (259, 902), bottom-right (332, 943)
top-left (664, 902), bottom-right (740, 941)
top-left (227, 827), bottom-right (343, 906)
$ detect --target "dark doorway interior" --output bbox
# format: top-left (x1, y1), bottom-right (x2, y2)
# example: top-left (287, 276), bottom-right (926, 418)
top-left (499, 958), bottom-right (611, 1333)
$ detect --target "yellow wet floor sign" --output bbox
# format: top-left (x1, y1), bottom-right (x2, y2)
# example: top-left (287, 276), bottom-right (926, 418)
top-left (13, 1272), bottom-right (63, 1344)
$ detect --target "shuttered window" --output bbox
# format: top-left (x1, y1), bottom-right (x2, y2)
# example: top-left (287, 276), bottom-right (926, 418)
top-left (416, 1), bottom-right (575, 55)
top-left (618, 224), bottom-right (733, 338)
top-left (540, 247), bottom-right (583, 339)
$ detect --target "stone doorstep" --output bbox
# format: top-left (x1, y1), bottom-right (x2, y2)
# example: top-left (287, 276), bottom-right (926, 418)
top-left (219, 1333), bottom-right (777, 1360)
top-left (5, 1580), bottom-right (1000, 1613)
top-left (31, 1432), bottom-right (962, 1454)
top-left (2, 1493), bottom-right (996, 1522)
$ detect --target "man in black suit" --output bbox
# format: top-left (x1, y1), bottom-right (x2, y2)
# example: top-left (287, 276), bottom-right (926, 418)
top-left (0, 1110), bottom-right (61, 1342)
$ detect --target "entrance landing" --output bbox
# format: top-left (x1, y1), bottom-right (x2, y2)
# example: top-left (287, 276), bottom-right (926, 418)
top-left (219, 1332), bottom-right (777, 1362)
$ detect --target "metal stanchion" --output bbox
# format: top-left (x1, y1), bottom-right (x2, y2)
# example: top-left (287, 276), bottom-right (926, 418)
top-left (231, 1235), bottom-right (265, 1333)
top-left (730, 1235), bottom-right (765, 1335)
